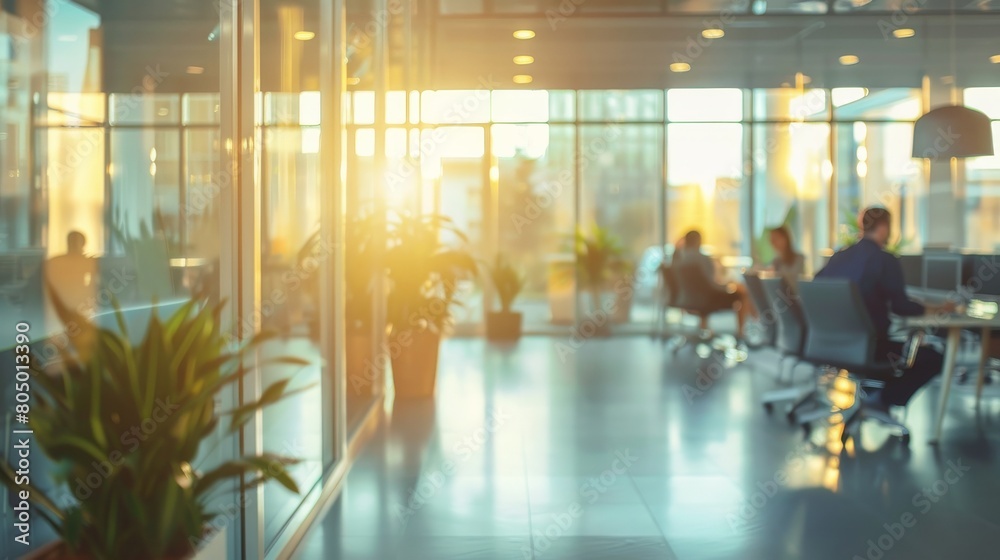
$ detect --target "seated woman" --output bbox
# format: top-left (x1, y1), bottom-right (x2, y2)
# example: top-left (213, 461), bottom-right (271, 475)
top-left (767, 226), bottom-right (805, 286)
top-left (672, 230), bottom-right (754, 339)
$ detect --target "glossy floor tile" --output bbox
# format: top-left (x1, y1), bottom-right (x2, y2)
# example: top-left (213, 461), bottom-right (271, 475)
top-left (295, 336), bottom-right (1000, 559)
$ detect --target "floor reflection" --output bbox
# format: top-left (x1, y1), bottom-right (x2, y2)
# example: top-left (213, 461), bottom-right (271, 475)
top-left (297, 337), bottom-right (1000, 560)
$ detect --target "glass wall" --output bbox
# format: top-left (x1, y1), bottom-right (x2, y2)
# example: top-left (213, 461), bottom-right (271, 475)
top-left (1, 1), bottom-right (351, 558)
top-left (344, 87), bottom-right (942, 333)
top-left (1, 0), bottom-right (236, 554)
top-left (258, 0), bottom-right (328, 549)
top-left (964, 87), bottom-right (1000, 251)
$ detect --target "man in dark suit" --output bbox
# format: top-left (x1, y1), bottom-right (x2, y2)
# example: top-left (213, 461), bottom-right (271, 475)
top-left (817, 207), bottom-right (954, 408)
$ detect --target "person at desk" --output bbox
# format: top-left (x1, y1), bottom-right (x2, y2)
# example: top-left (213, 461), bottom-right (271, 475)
top-left (673, 230), bottom-right (755, 339)
top-left (816, 207), bottom-right (954, 409)
top-left (768, 226), bottom-right (805, 286)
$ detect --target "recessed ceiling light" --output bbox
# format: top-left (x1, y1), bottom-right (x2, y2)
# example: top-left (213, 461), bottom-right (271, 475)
top-left (57, 35), bottom-right (78, 42)
top-left (701, 28), bottom-right (725, 39)
top-left (990, 54), bottom-right (1000, 64)
top-left (186, 66), bottom-right (205, 75)
top-left (513, 29), bottom-right (535, 40)
top-left (839, 55), bottom-right (860, 66)
top-left (513, 55), bottom-right (534, 65)
top-left (293, 30), bottom-right (315, 41)
top-left (513, 74), bottom-right (533, 84)
top-left (892, 28), bottom-right (915, 39)
top-left (669, 62), bottom-right (691, 73)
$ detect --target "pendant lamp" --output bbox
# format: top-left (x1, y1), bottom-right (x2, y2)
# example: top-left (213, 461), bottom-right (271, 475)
top-left (911, 1), bottom-right (994, 159)
top-left (912, 105), bottom-right (994, 159)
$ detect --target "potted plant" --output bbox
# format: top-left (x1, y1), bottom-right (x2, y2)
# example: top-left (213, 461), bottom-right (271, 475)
top-left (1, 295), bottom-right (307, 560)
top-left (837, 204), bottom-right (911, 255)
top-left (485, 253), bottom-right (525, 341)
top-left (574, 226), bottom-right (632, 333)
top-left (384, 213), bottom-right (476, 399)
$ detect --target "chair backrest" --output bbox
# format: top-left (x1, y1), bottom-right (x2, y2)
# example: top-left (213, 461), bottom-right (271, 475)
top-left (659, 264), bottom-right (678, 306)
top-left (760, 277), bottom-right (806, 357)
top-left (796, 278), bottom-right (878, 370)
top-left (743, 272), bottom-right (776, 346)
top-left (672, 261), bottom-right (720, 311)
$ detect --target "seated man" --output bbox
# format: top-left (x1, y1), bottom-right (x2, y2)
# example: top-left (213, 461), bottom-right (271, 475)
top-left (672, 230), bottom-right (753, 339)
top-left (816, 207), bottom-right (952, 408)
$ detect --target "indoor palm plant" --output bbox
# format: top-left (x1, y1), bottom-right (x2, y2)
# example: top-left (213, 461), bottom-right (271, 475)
top-left (837, 204), bottom-right (911, 255)
top-left (1, 295), bottom-right (307, 560)
top-left (573, 226), bottom-right (633, 332)
top-left (485, 253), bottom-right (525, 341)
top-left (384, 213), bottom-right (476, 398)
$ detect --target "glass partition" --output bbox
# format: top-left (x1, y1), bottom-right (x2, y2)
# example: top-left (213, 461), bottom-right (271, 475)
top-left (1, 0), bottom-right (237, 554)
top-left (964, 88), bottom-right (1000, 251)
top-left (753, 123), bottom-right (830, 275)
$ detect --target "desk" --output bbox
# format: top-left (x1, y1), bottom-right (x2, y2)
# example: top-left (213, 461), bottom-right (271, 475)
top-left (902, 312), bottom-right (1000, 443)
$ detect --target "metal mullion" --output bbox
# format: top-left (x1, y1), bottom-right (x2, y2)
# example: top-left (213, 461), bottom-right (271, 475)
top-left (320, 0), bottom-right (348, 471)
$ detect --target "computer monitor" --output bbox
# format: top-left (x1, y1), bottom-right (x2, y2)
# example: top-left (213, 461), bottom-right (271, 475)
top-left (963, 255), bottom-right (1000, 296)
top-left (898, 254), bottom-right (923, 288)
top-left (923, 254), bottom-right (962, 293)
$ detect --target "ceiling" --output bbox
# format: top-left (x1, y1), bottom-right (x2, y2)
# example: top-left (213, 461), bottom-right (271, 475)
top-left (429, 12), bottom-right (1000, 90)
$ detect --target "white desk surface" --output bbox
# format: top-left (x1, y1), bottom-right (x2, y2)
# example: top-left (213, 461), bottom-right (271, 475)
top-left (901, 313), bottom-right (1000, 328)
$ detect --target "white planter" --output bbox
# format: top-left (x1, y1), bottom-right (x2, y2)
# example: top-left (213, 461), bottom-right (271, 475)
top-left (193, 526), bottom-right (227, 560)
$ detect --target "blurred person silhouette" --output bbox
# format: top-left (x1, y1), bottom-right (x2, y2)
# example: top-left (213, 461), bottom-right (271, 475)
top-left (673, 230), bottom-right (754, 339)
top-left (45, 231), bottom-right (99, 318)
top-left (816, 207), bottom-right (952, 409)
top-left (768, 226), bottom-right (806, 286)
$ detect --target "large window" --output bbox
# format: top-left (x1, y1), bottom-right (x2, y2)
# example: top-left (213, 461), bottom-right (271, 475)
top-left (338, 87), bottom-right (941, 332)
top-left (964, 88), bottom-right (1000, 251)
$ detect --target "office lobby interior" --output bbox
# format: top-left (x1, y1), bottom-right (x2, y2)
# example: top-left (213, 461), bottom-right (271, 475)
top-left (2, 1), bottom-right (1000, 559)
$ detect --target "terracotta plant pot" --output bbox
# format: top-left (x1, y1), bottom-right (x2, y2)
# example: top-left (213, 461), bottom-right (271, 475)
top-left (346, 332), bottom-right (375, 398)
top-left (486, 311), bottom-right (523, 341)
top-left (389, 327), bottom-right (441, 399)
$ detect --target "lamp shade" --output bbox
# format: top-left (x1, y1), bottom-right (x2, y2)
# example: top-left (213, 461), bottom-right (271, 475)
top-left (912, 105), bottom-right (994, 159)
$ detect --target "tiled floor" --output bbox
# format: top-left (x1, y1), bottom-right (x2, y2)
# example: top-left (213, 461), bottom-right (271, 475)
top-left (296, 336), bottom-right (1000, 559)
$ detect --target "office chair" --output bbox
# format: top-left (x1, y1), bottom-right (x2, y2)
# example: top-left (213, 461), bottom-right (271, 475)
top-left (671, 261), bottom-right (745, 359)
top-left (757, 277), bottom-right (835, 424)
top-left (742, 272), bottom-right (776, 350)
top-left (797, 279), bottom-right (924, 446)
top-left (655, 263), bottom-right (678, 340)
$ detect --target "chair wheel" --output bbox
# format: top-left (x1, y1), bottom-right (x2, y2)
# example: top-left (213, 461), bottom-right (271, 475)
top-left (763, 402), bottom-right (774, 414)
top-left (801, 423), bottom-right (811, 439)
top-left (898, 433), bottom-right (910, 446)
